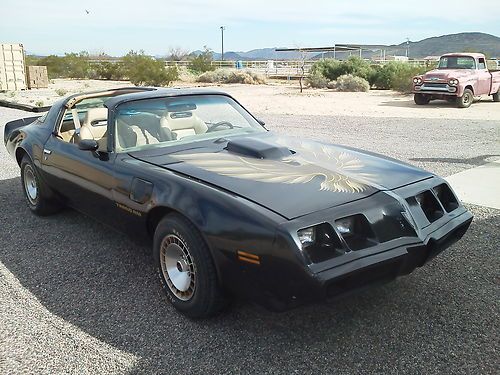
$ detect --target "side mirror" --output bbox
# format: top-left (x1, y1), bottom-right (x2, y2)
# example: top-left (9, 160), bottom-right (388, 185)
top-left (79, 139), bottom-right (99, 151)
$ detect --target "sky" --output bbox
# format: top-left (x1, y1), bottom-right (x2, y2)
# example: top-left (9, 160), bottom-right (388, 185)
top-left (1, 0), bottom-right (499, 56)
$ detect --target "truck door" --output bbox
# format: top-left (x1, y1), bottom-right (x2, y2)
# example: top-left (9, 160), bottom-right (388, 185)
top-left (476, 57), bottom-right (492, 95)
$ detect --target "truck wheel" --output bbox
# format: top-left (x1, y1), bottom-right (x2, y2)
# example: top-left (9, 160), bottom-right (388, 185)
top-left (20, 155), bottom-right (62, 216)
top-left (153, 214), bottom-right (228, 318)
top-left (493, 90), bottom-right (500, 102)
top-left (457, 89), bottom-right (473, 108)
top-left (414, 94), bottom-right (430, 105)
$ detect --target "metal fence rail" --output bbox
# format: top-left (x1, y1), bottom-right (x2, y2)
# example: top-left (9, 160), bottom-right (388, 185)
top-left (89, 58), bottom-right (438, 78)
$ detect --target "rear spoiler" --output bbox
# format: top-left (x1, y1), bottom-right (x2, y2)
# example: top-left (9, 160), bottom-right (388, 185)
top-left (3, 116), bottom-right (40, 146)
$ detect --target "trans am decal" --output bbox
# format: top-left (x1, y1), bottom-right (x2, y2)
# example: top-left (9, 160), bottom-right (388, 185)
top-left (175, 141), bottom-right (377, 193)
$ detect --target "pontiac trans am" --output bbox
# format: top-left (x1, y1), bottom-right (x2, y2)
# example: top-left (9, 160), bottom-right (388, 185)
top-left (3, 87), bottom-right (473, 318)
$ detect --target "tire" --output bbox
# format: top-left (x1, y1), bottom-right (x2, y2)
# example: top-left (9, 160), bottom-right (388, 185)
top-left (493, 90), bottom-right (500, 102)
top-left (153, 214), bottom-right (227, 318)
top-left (20, 155), bottom-right (61, 216)
top-left (457, 88), bottom-right (474, 108)
top-left (414, 94), bottom-right (430, 105)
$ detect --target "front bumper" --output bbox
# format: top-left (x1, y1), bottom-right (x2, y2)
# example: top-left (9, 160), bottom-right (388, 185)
top-left (239, 178), bottom-right (473, 312)
top-left (317, 209), bottom-right (472, 299)
top-left (413, 82), bottom-right (459, 96)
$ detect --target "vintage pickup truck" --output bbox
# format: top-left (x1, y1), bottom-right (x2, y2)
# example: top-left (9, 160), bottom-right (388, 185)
top-left (413, 53), bottom-right (500, 108)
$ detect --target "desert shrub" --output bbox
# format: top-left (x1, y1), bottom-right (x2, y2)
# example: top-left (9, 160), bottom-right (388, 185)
top-left (35, 100), bottom-right (44, 107)
top-left (311, 57), bottom-right (374, 82)
top-left (37, 52), bottom-right (90, 79)
top-left (122, 51), bottom-right (179, 86)
top-left (55, 88), bottom-right (67, 96)
top-left (371, 62), bottom-right (428, 92)
top-left (92, 61), bottom-right (126, 80)
top-left (176, 66), bottom-right (198, 83)
top-left (328, 74), bottom-right (370, 92)
top-left (197, 69), bottom-right (266, 84)
top-left (307, 71), bottom-right (328, 88)
top-left (188, 47), bottom-right (215, 73)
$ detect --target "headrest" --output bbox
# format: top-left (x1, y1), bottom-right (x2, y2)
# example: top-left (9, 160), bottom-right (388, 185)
top-left (82, 108), bottom-right (108, 126)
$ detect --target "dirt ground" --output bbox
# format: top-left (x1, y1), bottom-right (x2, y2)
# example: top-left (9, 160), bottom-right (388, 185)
top-left (1, 79), bottom-right (499, 121)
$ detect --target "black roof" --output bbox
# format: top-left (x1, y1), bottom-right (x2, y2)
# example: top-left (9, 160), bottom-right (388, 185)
top-left (104, 87), bottom-right (231, 109)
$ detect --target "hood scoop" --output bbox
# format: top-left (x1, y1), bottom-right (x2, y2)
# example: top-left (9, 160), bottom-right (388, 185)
top-left (225, 137), bottom-right (292, 159)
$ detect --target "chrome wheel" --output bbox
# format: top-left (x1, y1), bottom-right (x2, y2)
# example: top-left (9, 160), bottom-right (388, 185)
top-left (463, 93), bottom-right (471, 104)
top-left (23, 165), bottom-right (38, 205)
top-left (160, 234), bottom-right (196, 301)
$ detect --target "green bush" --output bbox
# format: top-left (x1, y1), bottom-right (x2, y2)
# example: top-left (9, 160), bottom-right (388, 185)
top-left (197, 69), bottom-right (266, 84)
top-left (188, 47), bottom-right (215, 73)
top-left (122, 51), bottom-right (179, 86)
top-left (55, 88), bottom-right (67, 96)
top-left (371, 62), bottom-right (428, 92)
top-left (307, 71), bottom-right (328, 88)
top-left (328, 74), bottom-right (370, 92)
top-left (36, 52), bottom-right (90, 79)
top-left (92, 61), bottom-right (126, 80)
top-left (311, 57), bottom-right (374, 82)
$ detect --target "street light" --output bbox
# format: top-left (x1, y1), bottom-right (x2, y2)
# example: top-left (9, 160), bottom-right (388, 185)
top-left (220, 26), bottom-right (226, 61)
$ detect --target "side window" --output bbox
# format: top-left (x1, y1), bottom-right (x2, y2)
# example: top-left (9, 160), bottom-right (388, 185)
top-left (478, 58), bottom-right (486, 70)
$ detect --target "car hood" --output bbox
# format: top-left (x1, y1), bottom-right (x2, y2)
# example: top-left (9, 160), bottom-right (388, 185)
top-left (130, 133), bottom-right (432, 219)
top-left (423, 69), bottom-right (471, 81)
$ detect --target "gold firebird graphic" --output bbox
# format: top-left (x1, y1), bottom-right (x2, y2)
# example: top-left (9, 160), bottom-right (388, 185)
top-left (174, 139), bottom-right (378, 193)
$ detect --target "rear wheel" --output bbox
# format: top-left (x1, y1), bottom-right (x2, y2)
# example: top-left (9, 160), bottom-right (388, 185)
top-left (153, 214), bottom-right (227, 318)
top-left (493, 90), bottom-right (500, 102)
top-left (20, 155), bottom-right (61, 216)
top-left (457, 89), bottom-right (473, 108)
top-left (414, 94), bottom-right (430, 105)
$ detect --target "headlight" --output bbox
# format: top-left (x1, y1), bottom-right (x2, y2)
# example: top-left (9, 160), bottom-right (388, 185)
top-left (297, 226), bottom-right (315, 246)
top-left (448, 78), bottom-right (459, 86)
top-left (334, 214), bottom-right (378, 251)
top-left (335, 217), bottom-right (355, 235)
top-left (413, 77), bottom-right (422, 84)
top-left (297, 223), bottom-right (345, 263)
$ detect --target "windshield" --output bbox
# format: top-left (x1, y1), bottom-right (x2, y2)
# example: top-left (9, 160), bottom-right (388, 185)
top-left (114, 95), bottom-right (265, 152)
top-left (438, 56), bottom-right (476, 69)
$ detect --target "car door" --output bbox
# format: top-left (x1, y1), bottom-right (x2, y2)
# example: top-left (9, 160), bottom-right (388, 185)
top-left (476, 57), bottom-right (492, 95)
top-left (40, 111), bottom-right (118, 225)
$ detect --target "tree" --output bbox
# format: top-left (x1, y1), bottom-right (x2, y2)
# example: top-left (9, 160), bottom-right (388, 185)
top-left (122, 50), bottom-right (178, 86)
top-left (188, 46), bottom-right (215, 73)
top-left (167, 47), bottom-right (190, 61)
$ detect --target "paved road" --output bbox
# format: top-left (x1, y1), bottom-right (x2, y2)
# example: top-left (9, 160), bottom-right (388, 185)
top-left (1, 107), bottom-right (499, 374)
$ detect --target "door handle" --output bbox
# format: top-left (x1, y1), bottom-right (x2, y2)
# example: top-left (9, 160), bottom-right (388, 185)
top-left (43, 149), bottom-right (52, 155)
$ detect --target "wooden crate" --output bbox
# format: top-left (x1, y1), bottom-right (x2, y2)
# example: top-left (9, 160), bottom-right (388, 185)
top-left (27, 66), bottom-right (49, 89)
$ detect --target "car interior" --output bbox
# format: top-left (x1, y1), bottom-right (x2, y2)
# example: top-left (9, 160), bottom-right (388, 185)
top-left (57, 91), bottom-right (257, 152)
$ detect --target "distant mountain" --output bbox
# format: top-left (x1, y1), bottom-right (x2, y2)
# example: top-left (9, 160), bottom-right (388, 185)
top-left (399, 32), bottom-right (500, 58)
top-left (192, 32), bottom-right (500, 60)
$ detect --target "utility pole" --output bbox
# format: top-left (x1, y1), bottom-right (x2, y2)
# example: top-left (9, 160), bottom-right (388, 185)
top-left (406, 37), bottom-right (410, 58)
top-left (220, 26), bottom-right (226, 61)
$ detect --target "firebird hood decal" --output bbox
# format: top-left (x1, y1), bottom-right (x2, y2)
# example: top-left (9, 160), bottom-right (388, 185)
top-left (174, 143), bottom-right (377, 194)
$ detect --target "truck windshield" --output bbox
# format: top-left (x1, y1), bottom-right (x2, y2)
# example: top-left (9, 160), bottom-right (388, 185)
top-left (438, 56), bottom-right (476, 69)
top-left (114, 95), bottom-right (266, 152)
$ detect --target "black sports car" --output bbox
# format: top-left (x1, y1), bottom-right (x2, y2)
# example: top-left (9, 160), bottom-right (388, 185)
top-left (4, 87), bottom-right (473, 318)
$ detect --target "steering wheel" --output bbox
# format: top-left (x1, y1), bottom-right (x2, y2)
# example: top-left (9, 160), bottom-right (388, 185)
top-left (208, 121), bottom-right (234, 132)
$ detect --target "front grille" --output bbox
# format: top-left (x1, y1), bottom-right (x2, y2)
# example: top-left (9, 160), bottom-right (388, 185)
top-left (406, 184), bottom-right (459, 224)
top-left (422, 83), bottom-right (448, 89)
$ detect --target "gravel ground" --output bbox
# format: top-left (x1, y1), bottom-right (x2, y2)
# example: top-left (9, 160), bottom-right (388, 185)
top-left (0, 107), bottom-right (499, 374)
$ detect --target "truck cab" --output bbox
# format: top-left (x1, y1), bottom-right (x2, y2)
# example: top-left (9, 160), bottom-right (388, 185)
top-left (413, 53), bottom-right (500, 108)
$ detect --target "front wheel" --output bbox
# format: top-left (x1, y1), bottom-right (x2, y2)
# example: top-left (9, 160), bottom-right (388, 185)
top-left (493, 90), bottom-right (499, 102)
top-left (414, 94), bottom-right (430, 105)
top-left (457, 89), bottom-right (474, 108)
top-left (20, 155), bottom-right (61, 216)
top-left (153, 214), bottom-right (227, 318)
